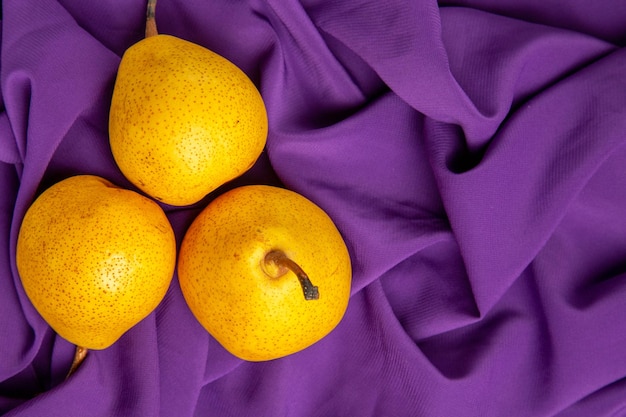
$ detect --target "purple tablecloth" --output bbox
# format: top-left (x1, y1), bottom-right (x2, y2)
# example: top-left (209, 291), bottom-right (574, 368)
top-left (2, 1), bottom-right (626, 416)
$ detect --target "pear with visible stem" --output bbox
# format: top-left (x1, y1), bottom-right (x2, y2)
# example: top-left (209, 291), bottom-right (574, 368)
top-left (109, 0), bottom-right (268, 206)
top-left (16, 175), bottom-right (176, 378)
top-left (178, 185), bottom-right (352, 361)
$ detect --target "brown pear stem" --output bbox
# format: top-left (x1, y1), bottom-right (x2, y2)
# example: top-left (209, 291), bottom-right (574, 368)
top-left (145, 0), bottom-right (158, 38)
top-left (66, 346), bottom-right (88, 380)
top-left (265, 250), bottom-right (319, 300)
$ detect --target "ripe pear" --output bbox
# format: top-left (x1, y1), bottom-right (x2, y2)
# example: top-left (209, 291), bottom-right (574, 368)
top-left (109, 1), bottom-right (268, 206)
top-left (16, 175), bottom-right (176, 372)
top-left (178, 185), bottom-right (352, 361)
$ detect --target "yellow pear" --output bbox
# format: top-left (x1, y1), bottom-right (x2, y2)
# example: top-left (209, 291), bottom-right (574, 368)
top-left (109, 1), bottom-right (268, 206)
top-left (178, 185), bottom-right (352, 361)
top-left (16, 175), bottom-right (176, 372)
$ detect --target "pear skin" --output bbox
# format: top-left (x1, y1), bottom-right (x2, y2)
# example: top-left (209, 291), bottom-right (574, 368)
top-left (109, 34), bottom-right (268, 206)
top-left (16, 175), bottom-right (176, 351)
top-left (178, 185), bottom-right (352, 361)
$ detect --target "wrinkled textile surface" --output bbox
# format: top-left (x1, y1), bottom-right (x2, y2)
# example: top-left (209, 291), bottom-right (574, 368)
top-left (2, 1), bottom-right (626, 416)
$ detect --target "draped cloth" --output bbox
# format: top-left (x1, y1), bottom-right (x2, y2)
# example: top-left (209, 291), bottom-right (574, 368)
top-left (1, 1), bottom-right (626, 416)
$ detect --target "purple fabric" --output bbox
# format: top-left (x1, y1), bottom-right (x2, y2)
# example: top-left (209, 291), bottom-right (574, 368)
top-left (2, 0), bottom-right (626, 415)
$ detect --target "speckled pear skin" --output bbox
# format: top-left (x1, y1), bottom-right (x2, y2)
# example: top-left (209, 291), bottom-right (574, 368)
top-left (109, 34), bottom-right (268, 206)
top-left (16, 175), bottom-right (177, 350)
top-left (178, 185), bottom-right (352, 361)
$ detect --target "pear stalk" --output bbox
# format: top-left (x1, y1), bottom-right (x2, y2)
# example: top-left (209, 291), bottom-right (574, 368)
top-left (145, 0), bottom-right (158, 38)
top-left (66, 345), bottom-right (88, 379)
top-left (265, 250), bottom-right (319, 300)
